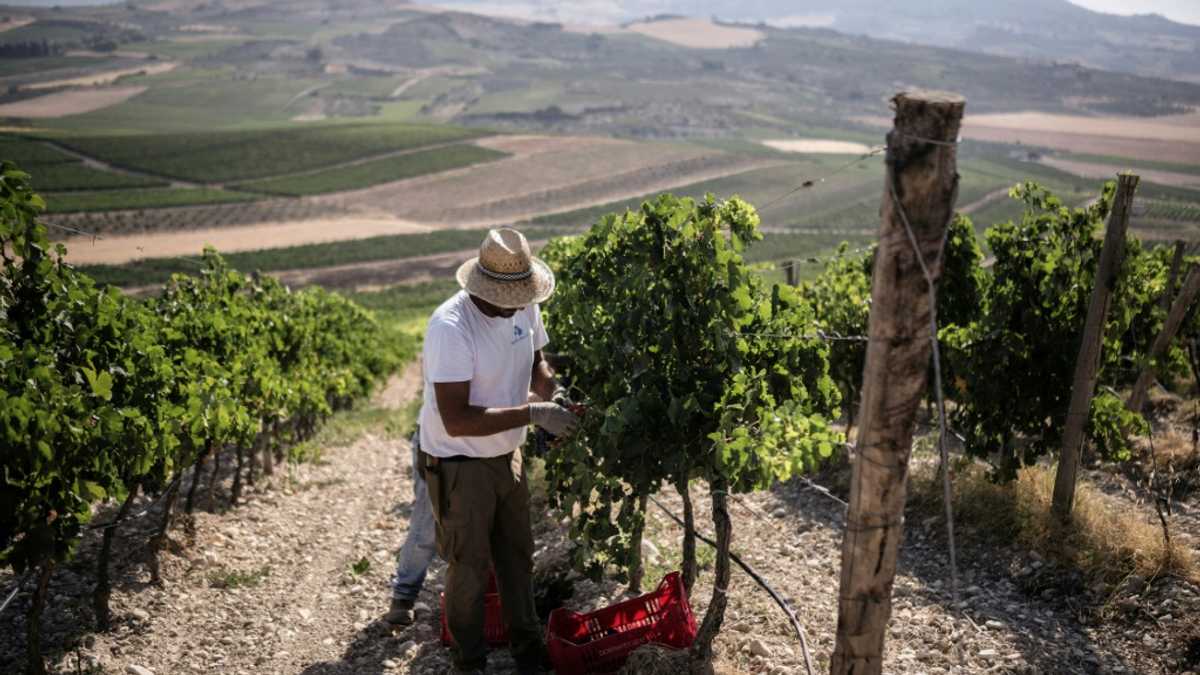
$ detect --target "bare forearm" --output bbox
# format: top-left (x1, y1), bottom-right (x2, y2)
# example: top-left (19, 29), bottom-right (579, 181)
top-left (531, 361), bottom-right (558, 402)
top-left (441, 404), bottom-right (530, 437)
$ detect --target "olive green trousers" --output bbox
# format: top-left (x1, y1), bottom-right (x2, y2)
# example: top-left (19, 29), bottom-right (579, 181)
top-left (420, 450), bottom-right (543, 671)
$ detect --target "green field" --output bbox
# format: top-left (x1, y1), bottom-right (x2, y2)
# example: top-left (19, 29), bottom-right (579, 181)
top-left (137, 38), bottom-right (254, 61)
top-left (0, 55), bottom-right (103, 77)
top-left (0, 20), bottom-right (95, 46)
top-left (42, 74), bottom-right (333, 133)
top-left (77, 226), bottom-right (568, 287)
top-left (45, 187), bottom-right (260, 214)
top-left (51, 123), bottom-right (489, 183)
top-left (29, 162), bottom-right (168, 192)
top-left (0, 137), bottom-right (80, 165)
top-left (1140, 199), bottom-right (1200, 223)
top-left (527, 154), bottom-right (897, 235)
top-left (234, 144), bottom-right (506, 196)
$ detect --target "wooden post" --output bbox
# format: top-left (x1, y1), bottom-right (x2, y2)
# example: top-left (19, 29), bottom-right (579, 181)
top-left (1051, 174), bottom-right (1139, 519)
top-left (831, 90), bottom-right (964, 675)
top-left (784, 260), bottom-right (798, 286)
top-left (1128, 264), bottom-right (1200, 413)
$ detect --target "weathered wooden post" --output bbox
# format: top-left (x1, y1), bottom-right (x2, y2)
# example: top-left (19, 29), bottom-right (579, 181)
top-left (785, 260), bottom-right (798, 286)
top-left (831, 90), bottom-right (964, 675)
top-left (1128, 264), bottom-right (1200, 413)
top-left (1051, 174), bottom-right (1139, 519)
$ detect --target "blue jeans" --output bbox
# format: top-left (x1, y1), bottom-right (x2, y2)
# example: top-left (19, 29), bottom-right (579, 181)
top-left (392, 432), bottom-right (437, 601)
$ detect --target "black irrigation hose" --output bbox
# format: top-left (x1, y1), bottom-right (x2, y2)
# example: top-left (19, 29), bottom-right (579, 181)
top-left (0, 569), bottom-right (33, 618)
top-left (648, 495), bottom-right (815, 675)
top-left (87, 475), bottom-right (184, 531)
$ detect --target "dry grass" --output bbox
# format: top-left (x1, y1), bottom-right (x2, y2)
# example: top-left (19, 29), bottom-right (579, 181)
top-left (619, 644), bottom-right (693, 675)
top-left (910, 460), bottom-right (1196, 589)
top-left (617, 643), bottom-right (744, 675)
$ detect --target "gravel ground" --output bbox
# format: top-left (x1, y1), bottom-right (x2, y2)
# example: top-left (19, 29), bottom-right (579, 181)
top-left (3, 369), bottom-right (1199, 674)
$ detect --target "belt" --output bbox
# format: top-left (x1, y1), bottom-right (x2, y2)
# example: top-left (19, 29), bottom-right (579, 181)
top-left (422, 450), bottom-right (512, 465)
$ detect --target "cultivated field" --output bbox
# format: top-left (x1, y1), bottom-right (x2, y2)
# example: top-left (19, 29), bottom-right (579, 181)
top-left (858, 110), bottom-right (1200, 165)
top-left (0, 86), bottom-right (147, 118)
top-left (1040, 156), bottom-right (1200, 190)
top-left (315, 136), bottom-right (779, 227)
top-left (43, 198), bottom-right (352, 238)
top-left (27, 62), bottom-right (178, 89)
top-left (623, 17), bottom-right (766, 49)
top-left (55, 124), bottom-right (487, 183)
top-left (60, 215), bottom-right (431, 266)
top-left (234, 144), bottom-right (506, 196)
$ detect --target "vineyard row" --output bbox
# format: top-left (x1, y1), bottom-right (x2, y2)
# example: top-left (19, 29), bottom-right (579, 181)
top-left (0, 163), bottom-right (402, 675)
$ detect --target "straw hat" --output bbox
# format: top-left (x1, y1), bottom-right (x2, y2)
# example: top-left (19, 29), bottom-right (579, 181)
top-left (456, 227), bottom-right (555, 309)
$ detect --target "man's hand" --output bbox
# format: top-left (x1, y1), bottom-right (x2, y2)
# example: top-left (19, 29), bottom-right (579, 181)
top-left (551, 385), bottom-right (573, 408)
top-left (529, 402), bottom-right (580, 437)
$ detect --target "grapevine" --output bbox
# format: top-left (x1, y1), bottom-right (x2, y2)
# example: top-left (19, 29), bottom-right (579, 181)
top-left (541, 193), bottom-right (842, 664)
top-left (0, 162), bottom-right (398, 674)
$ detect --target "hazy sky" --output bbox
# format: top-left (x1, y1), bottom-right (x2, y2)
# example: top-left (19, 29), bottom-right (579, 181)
top-left (4, 0), bottom-right (1200, 26)
top-left (1071, 0), bottom-right (1200, 24)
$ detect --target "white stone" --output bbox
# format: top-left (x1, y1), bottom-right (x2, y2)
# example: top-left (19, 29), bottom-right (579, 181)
top-left (978, 649), bottom-right (998, 659)
top-left (749, 639), bottom-right (772, 658)
top-left (130, 609), bottom-right (150, 622)
top-left (641, 539), bottom-right (661, 563)
top-left (126, 666), bottom-right (155, 675)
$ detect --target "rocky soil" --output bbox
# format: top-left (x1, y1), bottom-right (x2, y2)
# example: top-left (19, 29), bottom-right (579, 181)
top-left (2, 367), bottom-right (1199, 675)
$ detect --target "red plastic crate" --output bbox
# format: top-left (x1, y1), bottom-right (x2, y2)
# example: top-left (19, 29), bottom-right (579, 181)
top-left (440, 571), bottom-right (510, 646)
top-left (547, 571), bottom-right (697, 675)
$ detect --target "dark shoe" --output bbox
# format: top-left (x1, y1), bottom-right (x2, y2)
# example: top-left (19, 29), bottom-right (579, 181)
top-left (383, 596), bottom-right (414, 626)
top-left (514, 651), bottom-right (552, 675)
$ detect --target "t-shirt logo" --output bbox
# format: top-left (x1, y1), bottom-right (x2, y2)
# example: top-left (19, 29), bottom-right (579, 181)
top-left (512, 324), bottom-right (528, 344)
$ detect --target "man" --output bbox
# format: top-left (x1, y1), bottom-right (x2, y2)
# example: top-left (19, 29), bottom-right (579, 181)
top-left (394, 227), bottom-right (578, 674)
top-left (384, 428), bottom-right (435, 626)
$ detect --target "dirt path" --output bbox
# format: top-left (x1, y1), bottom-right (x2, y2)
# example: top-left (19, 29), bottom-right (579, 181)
top-left (91, 362), bottom-right (420, 675)
top-left (959, 187), bottom-right (1011, 215)
top-left (2, 354), bottom-right (1197, 673)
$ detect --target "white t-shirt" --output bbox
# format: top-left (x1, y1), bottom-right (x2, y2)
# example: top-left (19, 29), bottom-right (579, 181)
top-left (418, 290), bottom-right (549, 458)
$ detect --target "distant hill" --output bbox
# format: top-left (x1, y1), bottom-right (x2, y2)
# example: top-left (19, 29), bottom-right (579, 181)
top-left (442, 0), bottom-right (1200, 83)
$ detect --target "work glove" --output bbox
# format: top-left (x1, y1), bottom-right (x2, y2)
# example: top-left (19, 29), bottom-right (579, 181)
top-left (551, 385), bottom-right (573, 408)
top-left (529, 401), bottom-right (580, 438)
